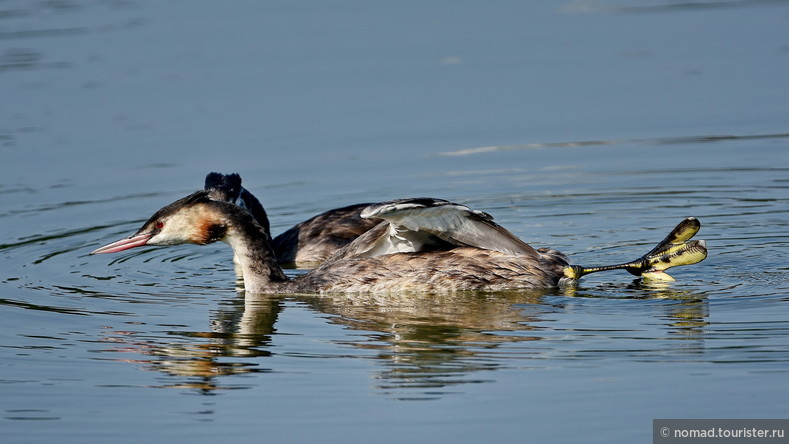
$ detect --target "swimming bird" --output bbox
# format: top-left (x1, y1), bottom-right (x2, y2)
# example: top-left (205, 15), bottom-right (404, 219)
top-left (204, 172), bottom-right (378, 266)
top-left (90, 190), bottom-right (707, 293)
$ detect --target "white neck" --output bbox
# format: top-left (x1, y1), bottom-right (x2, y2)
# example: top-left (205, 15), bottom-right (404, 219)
top-left (223, 221), bottom-right (288, 293)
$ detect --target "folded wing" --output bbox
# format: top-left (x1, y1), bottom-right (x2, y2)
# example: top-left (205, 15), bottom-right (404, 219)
top-left (334, 198), bottom-right (538, 260)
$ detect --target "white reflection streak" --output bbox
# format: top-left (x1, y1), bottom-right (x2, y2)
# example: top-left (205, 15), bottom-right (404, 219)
top-left (438, 140), bottom-right (622, 157)
top-left (437, 132), bottom-right (789, 156)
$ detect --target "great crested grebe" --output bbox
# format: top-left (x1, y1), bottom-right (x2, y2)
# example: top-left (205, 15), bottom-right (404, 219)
top-left (204, 172), bottom-right (378, 266)
top-left (91, 190), bottom-right (707, 293)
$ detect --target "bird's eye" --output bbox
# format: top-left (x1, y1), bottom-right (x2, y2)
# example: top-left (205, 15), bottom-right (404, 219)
top-left (155, 221), bottom-right (165, 229)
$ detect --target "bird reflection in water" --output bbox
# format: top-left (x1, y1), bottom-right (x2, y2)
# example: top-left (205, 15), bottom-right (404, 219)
top-left (99, 294), bottom-right (282, 393)
top-left (98, 284), bottom-right (709, 397)
top-left (306, 289), bottom-right (553, 399)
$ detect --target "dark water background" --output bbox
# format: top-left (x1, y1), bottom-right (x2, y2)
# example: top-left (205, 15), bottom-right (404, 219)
top-left (2, 1), bottom-right (788, 443)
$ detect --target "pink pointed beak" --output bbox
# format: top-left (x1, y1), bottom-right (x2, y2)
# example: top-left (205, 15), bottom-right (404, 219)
top-left (91, 232), bottom-right (153, 254)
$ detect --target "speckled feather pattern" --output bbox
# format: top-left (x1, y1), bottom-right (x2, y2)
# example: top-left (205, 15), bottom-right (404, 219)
top-left (288, 247), bottom-right (569, 293)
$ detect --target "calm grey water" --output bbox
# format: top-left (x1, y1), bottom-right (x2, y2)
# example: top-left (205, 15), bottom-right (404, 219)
top-left (2, 1), bottom-right (789, 443)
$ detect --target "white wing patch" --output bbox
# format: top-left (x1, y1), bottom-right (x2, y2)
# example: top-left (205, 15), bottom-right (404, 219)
top-left (361, 224), bottom-right (437, 256)
top-left (356, 198), bottom-right (538, 258)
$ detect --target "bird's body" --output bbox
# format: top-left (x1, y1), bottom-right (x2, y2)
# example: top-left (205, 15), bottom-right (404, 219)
top-left (290, 247), bottom-right (568, 293)
top-left (92, 188), bottom-right (707, 294)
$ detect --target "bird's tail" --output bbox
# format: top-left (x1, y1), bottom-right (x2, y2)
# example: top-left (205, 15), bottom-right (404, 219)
top-left (563, 217), bottom-right (708, 282)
